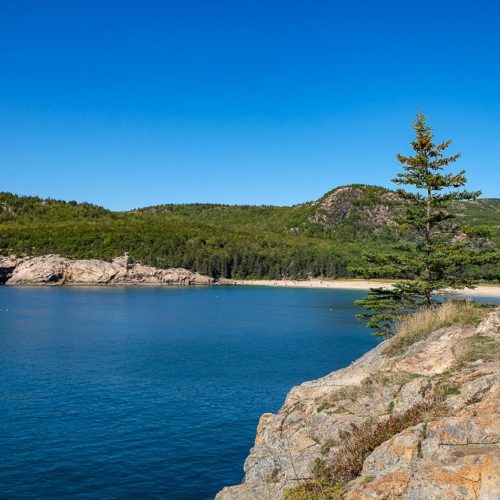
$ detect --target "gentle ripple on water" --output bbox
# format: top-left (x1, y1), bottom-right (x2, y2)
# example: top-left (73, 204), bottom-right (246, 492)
top-left (1, 286), bottom-right (498, 499)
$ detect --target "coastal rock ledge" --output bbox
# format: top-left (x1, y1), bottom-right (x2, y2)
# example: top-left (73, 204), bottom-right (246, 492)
top-left (217, 309), bottom-right (500, 499)
top-left (0, 255), bottom-right (213, 286)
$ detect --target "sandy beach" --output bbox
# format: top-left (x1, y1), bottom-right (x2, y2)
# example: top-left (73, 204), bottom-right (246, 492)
top-left (223, 279), bottom-right (500, 297)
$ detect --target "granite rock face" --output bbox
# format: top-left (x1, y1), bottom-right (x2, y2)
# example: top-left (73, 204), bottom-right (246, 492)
top-left (0, 255), bottom-right (213, 286)
top-left (217, 310), bottom-right (500, 499)
top-left (4, 255), bottom-right (66, 284)
top-left (0, 255), bottom-right (22, 284)
top-left (309, 186), bottom-right (401, 230)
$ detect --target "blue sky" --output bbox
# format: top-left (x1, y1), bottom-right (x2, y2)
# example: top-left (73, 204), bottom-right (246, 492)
top-left (1, 1), bottom-right (499, 210)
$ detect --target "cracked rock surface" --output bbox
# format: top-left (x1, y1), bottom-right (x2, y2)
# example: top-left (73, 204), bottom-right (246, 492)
top-left (217, 310), bottom-right (500, 499)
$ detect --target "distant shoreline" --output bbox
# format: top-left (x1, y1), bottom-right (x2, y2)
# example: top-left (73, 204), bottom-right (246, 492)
top-left (222, 278), bottom-right (500, 297)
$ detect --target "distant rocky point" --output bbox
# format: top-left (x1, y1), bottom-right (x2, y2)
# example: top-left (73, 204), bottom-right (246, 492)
top-left (0, 255), bottom-right (214, 286)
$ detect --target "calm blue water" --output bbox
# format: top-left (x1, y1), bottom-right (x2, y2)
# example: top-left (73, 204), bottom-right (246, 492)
top-left (1, 287), bottom-right (497, 499)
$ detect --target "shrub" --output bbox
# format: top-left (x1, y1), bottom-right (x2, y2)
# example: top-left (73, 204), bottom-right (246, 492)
top-left (284, 480), bottom-right (345, 500)
top-left (287, 398), bottom-right (448, 498)
top-left (320, 402), bottom-right (442, 484)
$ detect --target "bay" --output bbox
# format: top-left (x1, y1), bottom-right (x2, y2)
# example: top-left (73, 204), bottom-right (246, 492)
top-left (0, 287), bottom-right (497, 498)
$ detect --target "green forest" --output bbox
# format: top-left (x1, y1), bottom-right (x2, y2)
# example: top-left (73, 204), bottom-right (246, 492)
top-left (1, 184), bottom-right (499, 280)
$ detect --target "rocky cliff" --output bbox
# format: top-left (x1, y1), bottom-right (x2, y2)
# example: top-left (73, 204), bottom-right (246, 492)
top-left (0, 255), bottom-right (214, 286)
top-left (218, 308), bottom-right (500, 499)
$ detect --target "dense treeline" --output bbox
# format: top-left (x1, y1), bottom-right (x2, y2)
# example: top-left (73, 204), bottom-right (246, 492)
top-left (0, 193), bottom-right (111, 222)
top-left (0, 218), bottom-right (360, 278)
top-left (1, 187), bottom-right (498, 280)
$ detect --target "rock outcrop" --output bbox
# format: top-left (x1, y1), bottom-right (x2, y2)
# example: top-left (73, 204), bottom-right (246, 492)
top-left (0, 255), bottom-right (213, 286)
top-left (0, 255), bottom-right (20, 284)
top-left (309, 185), bottom-right (402, 230)
top-left (217, 309), bottom-right (500, 499)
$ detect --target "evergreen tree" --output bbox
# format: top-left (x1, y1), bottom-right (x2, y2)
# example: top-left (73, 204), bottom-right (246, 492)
top-left (354, 112), bottom-right (497, 335)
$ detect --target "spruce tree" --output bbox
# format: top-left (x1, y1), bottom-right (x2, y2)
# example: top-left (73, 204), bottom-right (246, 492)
top-left (354, 112), bottom-right (496, 335)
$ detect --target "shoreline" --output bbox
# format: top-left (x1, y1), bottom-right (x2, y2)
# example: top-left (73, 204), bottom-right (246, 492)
top-left (2, 280), bottom-right (499, 297)
top-left (222, 278), bottom-right (500, 296)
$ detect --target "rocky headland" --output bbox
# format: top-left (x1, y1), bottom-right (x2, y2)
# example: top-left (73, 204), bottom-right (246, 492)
top-left (217, 306), bottom-right (500, 499)
top-left (0, 255), bottom-right (214, 286)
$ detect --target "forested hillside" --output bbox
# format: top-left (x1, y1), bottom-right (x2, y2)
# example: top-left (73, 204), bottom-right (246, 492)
top-left (1, 185), bottom-right (498, 280)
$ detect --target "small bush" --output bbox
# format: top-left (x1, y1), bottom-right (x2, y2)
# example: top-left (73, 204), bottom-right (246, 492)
top-left (284, 480), bottom-right (345, 500)
top-left (319, 399), bottom-right (447, 485)
top-left (361, 474), bottom-right (375, 484)
top-left (384, 302), bottom-right (486, 356)
top-left (312, 458), bottom-right (327, 476)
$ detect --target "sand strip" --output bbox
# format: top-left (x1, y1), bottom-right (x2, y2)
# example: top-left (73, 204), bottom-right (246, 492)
top-left (222, 279), bottom-right (500, 296)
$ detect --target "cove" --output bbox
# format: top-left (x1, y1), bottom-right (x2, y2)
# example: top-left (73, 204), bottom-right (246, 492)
top-left (3, 286), bottom-right (487, 498)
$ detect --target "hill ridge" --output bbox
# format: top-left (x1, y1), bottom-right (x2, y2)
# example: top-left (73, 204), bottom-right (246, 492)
top-left (1, 186), bottom-right (498, 281)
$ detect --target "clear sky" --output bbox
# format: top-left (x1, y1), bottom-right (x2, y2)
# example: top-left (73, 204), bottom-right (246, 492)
top-left (1, 1), bottom-right (499, 210)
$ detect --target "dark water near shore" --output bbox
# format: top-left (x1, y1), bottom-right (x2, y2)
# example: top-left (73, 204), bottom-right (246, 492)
top-left (0, 287), bottom-right (497, 499)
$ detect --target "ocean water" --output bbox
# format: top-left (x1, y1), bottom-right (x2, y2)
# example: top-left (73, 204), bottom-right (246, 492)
top-left (0, 287), bottom-right (497, 499)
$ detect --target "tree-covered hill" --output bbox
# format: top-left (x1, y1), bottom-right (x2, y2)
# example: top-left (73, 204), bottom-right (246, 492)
top-left (1, 185), bottom-right (498, 280)
top-left (0, 193), bottom-right (111, 222)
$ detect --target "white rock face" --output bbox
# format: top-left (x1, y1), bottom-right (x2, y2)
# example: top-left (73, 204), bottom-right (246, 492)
top-left (0, 255), bottom-right (214, 286)
top-left (6, 255), bottom-right (66, 284)
top-left (64, 259), bottom-right (124, 284)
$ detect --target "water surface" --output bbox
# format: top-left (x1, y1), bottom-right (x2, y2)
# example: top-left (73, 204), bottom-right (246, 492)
top-left (2, 286), bottom-right (494, 498)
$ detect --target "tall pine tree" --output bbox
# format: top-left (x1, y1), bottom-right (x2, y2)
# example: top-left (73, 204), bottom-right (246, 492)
top-left (354, 112), bottom-right (497, 335)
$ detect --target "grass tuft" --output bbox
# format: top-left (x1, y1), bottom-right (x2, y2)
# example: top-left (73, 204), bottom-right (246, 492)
top-left (284, 480), bottom-right (345, 500)
top-left (384, 301), bottom-right (486, 356)
top-left (317, 384), bottom-right (374, 412)
top-left (320, 439), bottom-right (338, 455)
top-left (454, 335), bottom-right (500, 368)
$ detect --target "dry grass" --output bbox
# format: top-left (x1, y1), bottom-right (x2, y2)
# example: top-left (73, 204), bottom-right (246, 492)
top-left (454, 335), bottom-right (500, 367)
top-left (384, 301), bottom-right (486, 357)
top-left (317, 372), bottom-right (419, 413)
top-left (365, 370), bottom-right (419, 387)
top-left (317, 385), bottom-right (374, 412)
